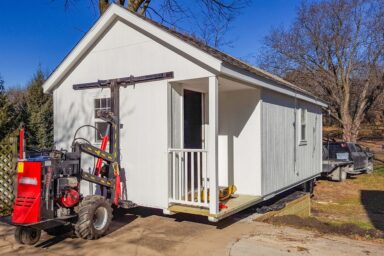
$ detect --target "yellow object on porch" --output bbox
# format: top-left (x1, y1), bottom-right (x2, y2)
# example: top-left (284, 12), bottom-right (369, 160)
top-left (219, 185), bottom-right (237, 201)
top-left (189, 185), bottom-right (237, 202)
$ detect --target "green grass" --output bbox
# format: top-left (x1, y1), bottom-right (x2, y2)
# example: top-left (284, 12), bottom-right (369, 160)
top-left (312, 167), bottom-right (384, 237)
top-left (374, 166), bottom-right (384, 176)
top-left (317, 217), bottom-right (375, 230)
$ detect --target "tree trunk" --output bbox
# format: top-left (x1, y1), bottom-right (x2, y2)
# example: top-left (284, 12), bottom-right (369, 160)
top-left (342, 125), bottom-right (358, 142)
top-left (342, 123), bottom-right (353, 142)
top-left (342, 116), bottom-right (361, 142)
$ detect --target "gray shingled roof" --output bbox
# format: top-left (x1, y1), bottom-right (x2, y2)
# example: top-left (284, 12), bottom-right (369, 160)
top-left (131, 11), bottom-right (317, 99)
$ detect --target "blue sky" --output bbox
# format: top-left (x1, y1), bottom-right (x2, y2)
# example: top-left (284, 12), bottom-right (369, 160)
top-left (0, 0), bottom-right (303, 88)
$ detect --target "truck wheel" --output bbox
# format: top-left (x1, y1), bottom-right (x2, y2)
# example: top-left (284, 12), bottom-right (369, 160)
top-left (75, 195), bottom-right (112, 240)
top-left (15, 227), bottom-right (41, 245)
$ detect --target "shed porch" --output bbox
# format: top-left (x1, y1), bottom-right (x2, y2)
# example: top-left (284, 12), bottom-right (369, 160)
top-left (167, 76), bottom-right (262, 219)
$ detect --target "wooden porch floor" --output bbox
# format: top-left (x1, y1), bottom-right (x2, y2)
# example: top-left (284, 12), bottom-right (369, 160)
top-left (168, 194), bottom-right (262, 221)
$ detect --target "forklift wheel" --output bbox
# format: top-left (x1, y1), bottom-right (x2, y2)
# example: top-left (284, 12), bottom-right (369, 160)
top-left (75, 195), bottom-right (112, 240)
top-left (15, 227), bottom-right (41, 245)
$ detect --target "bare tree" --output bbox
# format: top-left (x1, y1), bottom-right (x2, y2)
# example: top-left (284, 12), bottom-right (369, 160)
top-left (66, 0), bottom-right (249, 48)
top-left (98, 0), bottom-right (151, 15)
top-left (259, 0), bottom-right (384, 142)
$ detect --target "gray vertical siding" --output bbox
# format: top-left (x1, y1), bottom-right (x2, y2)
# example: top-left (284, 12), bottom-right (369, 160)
top-left (261, 89), bottom-right (322, 196)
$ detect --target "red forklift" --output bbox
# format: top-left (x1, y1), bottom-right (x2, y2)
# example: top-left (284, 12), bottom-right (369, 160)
top-left (11, 72), bottom-right (173, 245)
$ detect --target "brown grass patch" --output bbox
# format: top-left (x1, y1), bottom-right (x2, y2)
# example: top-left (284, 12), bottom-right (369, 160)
top-left (266, 215), bottom-right (384, 240)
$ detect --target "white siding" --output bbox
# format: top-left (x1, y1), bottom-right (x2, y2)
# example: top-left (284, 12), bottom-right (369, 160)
top-left (218, 88), bottom-right (262, 196)
top-left (53, 19), bottom-right (213, 208)
top-left (119, 80), bottom-right (168, 208)
top-left (261, 89), bottom-right (322, 196)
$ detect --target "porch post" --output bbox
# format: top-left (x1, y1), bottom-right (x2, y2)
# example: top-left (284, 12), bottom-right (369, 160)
top-left (208, 76), bottom-right (219, 215)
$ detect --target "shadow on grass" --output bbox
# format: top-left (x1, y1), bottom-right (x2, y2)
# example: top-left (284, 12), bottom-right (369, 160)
top-left (361, 190), bottom-right (384, 231)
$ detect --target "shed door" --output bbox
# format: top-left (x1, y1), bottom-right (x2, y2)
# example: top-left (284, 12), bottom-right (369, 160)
top-left (183, 90), bottom-right (203, 149)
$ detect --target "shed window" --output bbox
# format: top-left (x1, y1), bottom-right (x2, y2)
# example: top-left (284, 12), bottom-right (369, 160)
top-left (299, 107), bottom-right (307, 143)
top-left (95, 122), bottom-right (109, 142)
top-left (94, 98), bottom-right (111, 142)
top-left (94, 98), bottom-right (111, 118)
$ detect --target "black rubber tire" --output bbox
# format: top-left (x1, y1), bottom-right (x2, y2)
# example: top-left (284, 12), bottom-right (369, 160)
top-left (14, 227), bottom-right (41, 245)
top-left (45, 224), bottom-right (73, 236)
top-left (14, 227), bottom-right (23, 244)
top-left (74, 195), bottom-right (112, 240)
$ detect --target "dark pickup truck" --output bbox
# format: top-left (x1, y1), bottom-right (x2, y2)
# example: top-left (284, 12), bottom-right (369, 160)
top-left (322, 142), bottom-right (374, 181)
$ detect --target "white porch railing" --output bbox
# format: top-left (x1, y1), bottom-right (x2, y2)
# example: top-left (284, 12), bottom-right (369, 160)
top-left (168, 148), bottom-right (209, 208)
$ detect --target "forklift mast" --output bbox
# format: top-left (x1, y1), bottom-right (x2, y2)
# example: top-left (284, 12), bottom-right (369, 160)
top-left (73, 71), bottom-right (174, 167)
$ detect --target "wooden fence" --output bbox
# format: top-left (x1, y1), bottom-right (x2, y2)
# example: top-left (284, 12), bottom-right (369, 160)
top-left (0, 137), bottom-right (17, 216)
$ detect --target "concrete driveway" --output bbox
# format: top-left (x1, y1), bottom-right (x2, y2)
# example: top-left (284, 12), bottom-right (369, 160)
top-left (0, 208), bottom-right (383, 256)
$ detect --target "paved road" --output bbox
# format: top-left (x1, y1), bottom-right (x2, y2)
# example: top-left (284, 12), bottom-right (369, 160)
top-left (1, 208), bottom-right (383, 256)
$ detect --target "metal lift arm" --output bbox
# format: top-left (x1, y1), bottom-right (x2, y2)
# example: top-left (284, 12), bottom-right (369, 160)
top-left (77, 143), bottom-right (115, 163)
top-left (72, 72), bottom-right (174, 90)
top-left (72, 71), bottom-right (174, 167)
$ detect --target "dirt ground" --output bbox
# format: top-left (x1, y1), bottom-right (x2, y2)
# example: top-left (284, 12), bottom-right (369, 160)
top-left (1, 136), bottom-right (383, 255)
top-left (1, 208), bottom-right (384, 256)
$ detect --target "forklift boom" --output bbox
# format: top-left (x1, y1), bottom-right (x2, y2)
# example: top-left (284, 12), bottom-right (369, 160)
top-left (72, 71), bottom-right (174, 166)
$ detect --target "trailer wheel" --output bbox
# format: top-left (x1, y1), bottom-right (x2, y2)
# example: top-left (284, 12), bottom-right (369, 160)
top-left (14, 227), bottom-right (41, 245)
top-left (75, 195), bottom-right (112, 240)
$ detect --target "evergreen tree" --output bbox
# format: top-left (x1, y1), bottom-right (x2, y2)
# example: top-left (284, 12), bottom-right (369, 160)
top-left (6, 87), bottom-right (29, 136)
top-left (25, 69), bottom-right (53, 149)
top-left (0, 75), bottom-right (14, 141)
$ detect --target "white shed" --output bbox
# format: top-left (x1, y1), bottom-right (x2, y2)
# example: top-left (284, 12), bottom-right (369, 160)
top-left (43, 4), bottom-right (326, 221)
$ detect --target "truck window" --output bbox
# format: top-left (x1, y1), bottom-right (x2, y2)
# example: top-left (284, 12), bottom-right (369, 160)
top-left (355, 144), bottom-right (363, 152)
top-left (348, 143), bottom-right (357, 152)
top-left (326, 143), bottom-right (349, 159)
